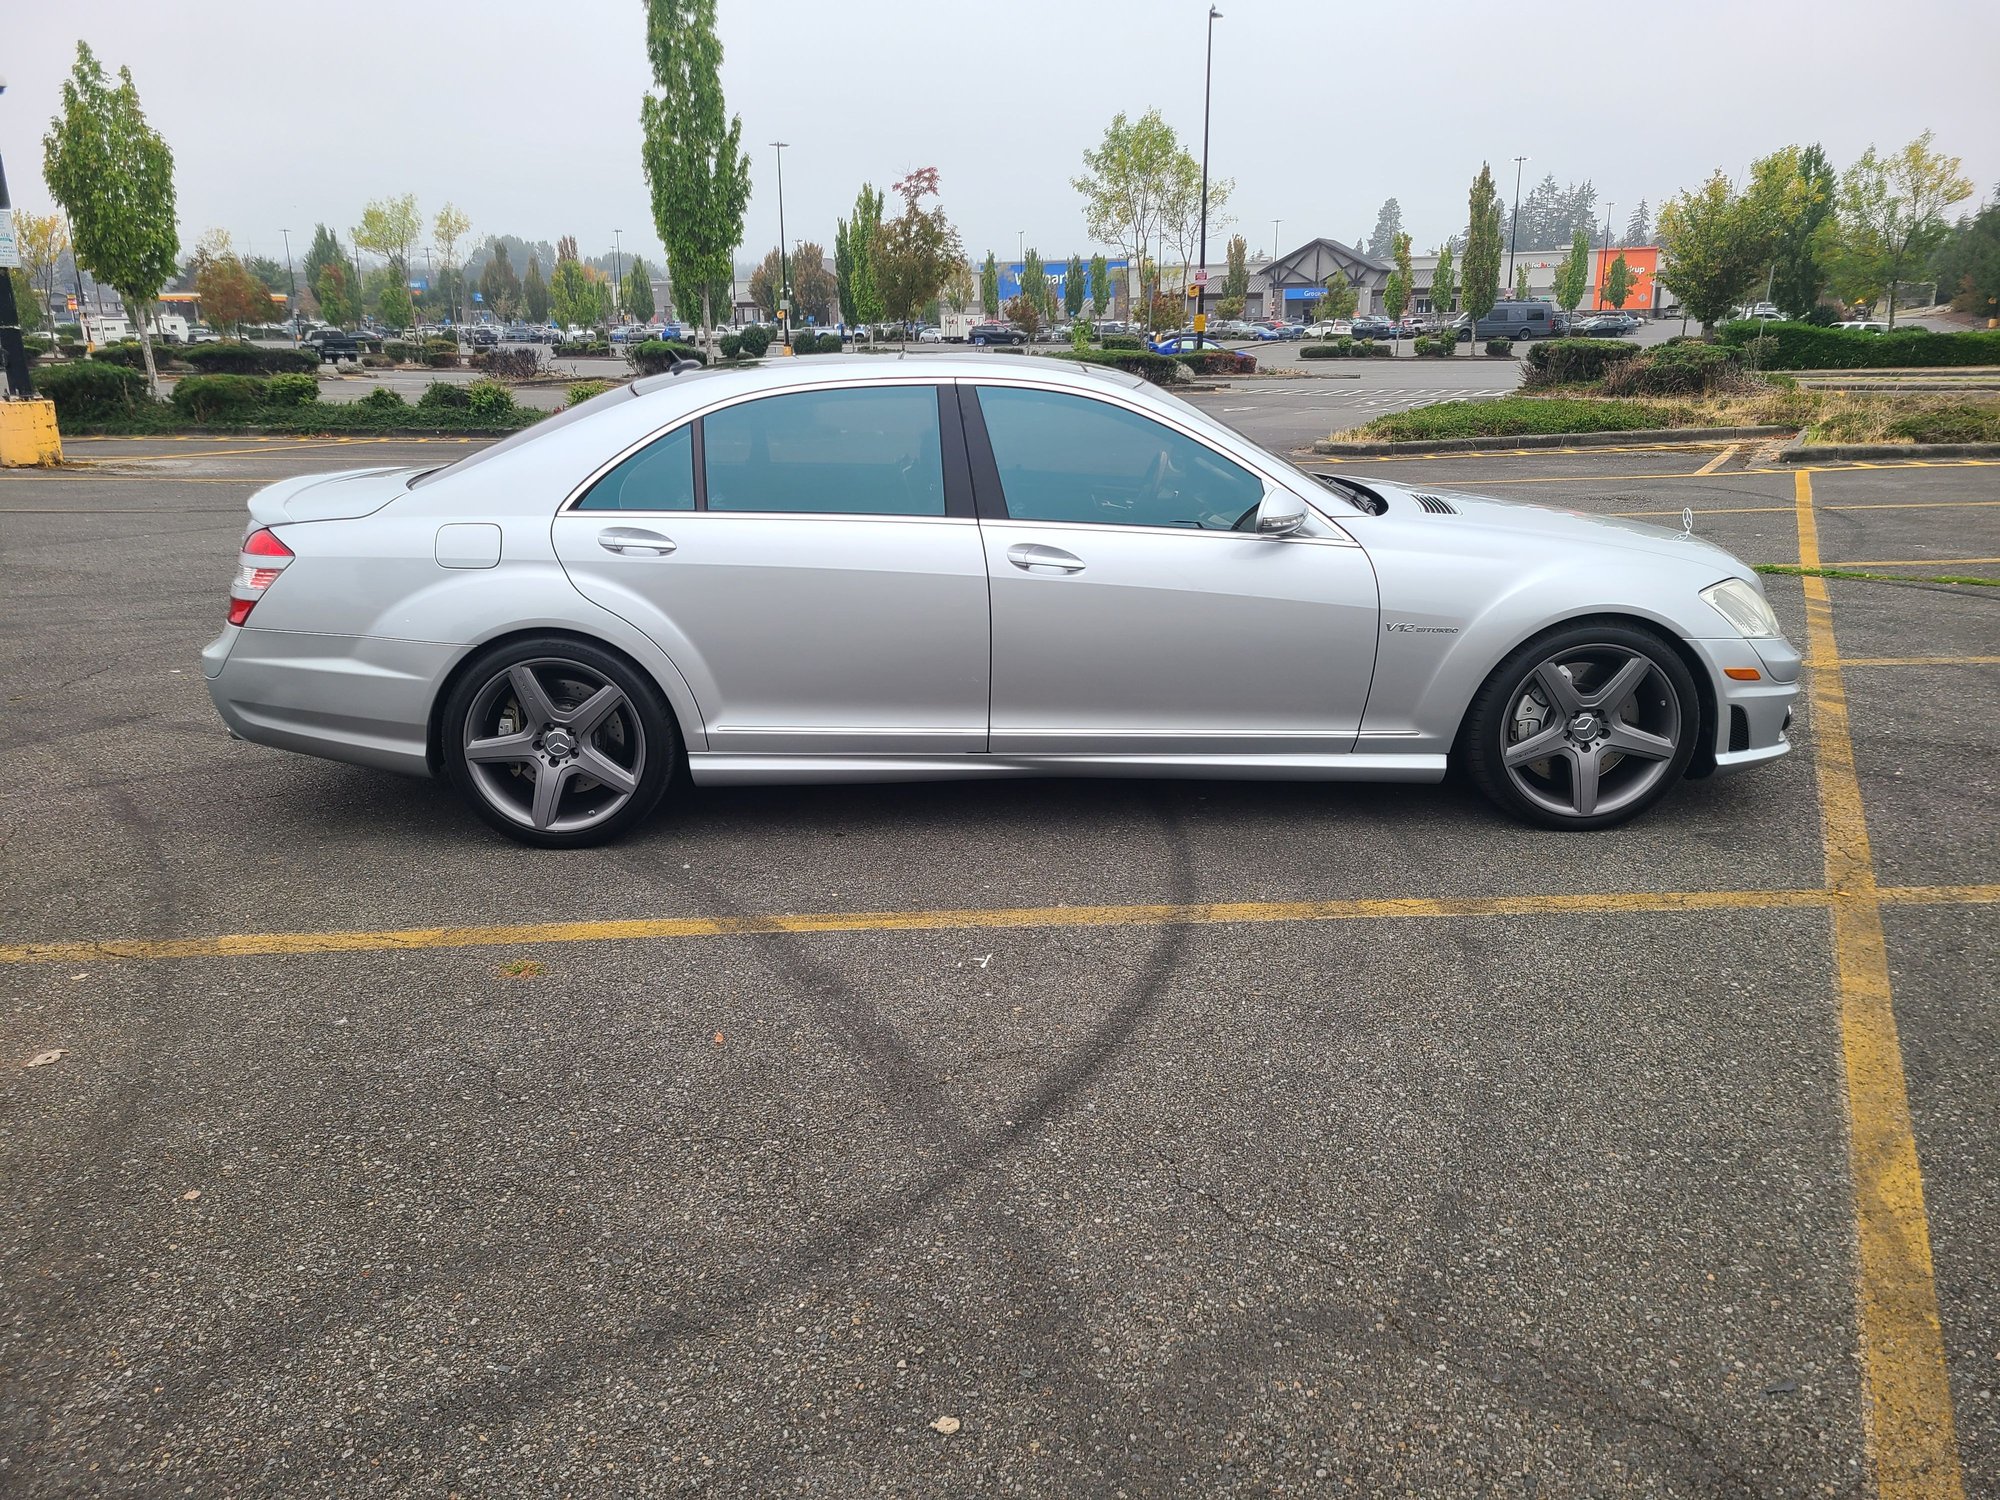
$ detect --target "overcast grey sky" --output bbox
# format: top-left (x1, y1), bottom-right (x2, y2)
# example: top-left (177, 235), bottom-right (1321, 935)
top-left (7, 0), bottom-right (1997, 272)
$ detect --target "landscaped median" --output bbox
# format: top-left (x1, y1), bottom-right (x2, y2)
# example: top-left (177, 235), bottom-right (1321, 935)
top-left (32, 361), bottom-right (554, 437)
top-left (1315, 335), bottom-right (2000, 454)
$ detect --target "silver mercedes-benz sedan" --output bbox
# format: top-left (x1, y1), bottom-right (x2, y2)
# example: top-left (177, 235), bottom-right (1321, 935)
top-left (205, 356), bottom-right (1798, 846)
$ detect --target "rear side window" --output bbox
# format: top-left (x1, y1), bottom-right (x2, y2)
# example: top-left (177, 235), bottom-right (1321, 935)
top-left (703, 386), bottom-right (945, 515)
top-left (576, 423), bottom-right (695, 511)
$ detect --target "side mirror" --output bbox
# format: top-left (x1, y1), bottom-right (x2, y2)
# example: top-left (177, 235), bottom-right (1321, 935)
top-left (1253, 486), bottom-right (1309, 537)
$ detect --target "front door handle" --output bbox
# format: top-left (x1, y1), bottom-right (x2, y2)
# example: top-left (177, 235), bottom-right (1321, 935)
top-left (598, 526), bottom-right (676, 556)
top-left (1007, 542), bottom-right (1085, 575)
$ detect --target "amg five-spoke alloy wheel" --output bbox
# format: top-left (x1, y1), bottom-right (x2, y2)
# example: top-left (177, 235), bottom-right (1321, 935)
top-left (1464, 620), bottom-right (1699, 830)
top-left (442, 637), bottom-right (676, 847)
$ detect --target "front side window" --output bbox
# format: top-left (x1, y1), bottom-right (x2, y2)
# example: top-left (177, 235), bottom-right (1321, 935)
top-left (575, 422), bottom-right (695, 511)
top-left (975, 385), bottom-right (1263, 532)
top-left (703, 386), bottom-right (945, 515)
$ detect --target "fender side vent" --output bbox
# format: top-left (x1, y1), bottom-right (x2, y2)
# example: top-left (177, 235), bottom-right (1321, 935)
top-left (1412, 493), bottom-right (1457, 515)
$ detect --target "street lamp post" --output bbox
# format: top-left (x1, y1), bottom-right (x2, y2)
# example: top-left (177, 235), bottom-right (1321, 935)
top-left (771, 141), bottom-right (790, 347)
top-left (612, 228), bottom-right (624, 324)
top-left (280, 227), bottom-right (298, 344)
top-left (1196, 7), bottom-right (1221, 334)
top-left (1594, 202), bottom-right (1615, 310)
top-left (1506, 154), bottom-right (1528, 292)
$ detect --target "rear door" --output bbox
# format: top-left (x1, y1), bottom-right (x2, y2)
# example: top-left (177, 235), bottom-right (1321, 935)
top-left (963, 381), bottom-right (1378, 757)
top-left (551, 381), bottom-right (990, 755)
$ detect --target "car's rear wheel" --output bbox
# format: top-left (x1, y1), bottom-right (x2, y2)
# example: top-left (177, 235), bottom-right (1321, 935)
top-left (441, 636), bottom-right (677, 847)
top-left (1463, 621), bottom-right (1698, 830)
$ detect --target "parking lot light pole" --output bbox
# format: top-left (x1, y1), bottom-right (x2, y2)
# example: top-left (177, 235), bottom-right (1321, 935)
top-left (612, 229), bottom-right (623, 324)
top-left (1594, 202), bottom-right (1614, 310)
top-left (771, 141), bottom-right (790, 347)
top-left (280, 228), bottom-right (298, 344)
top-left (1196, 7), bottom-right (1220, 335)
top-left (1506, 155), bottom-right (1527, 290)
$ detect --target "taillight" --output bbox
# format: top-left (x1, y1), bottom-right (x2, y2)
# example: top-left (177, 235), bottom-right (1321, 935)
top-left (228, 527), bottom-right (294, 625)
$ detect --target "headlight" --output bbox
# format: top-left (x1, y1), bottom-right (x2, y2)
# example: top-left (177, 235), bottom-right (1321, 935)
top-left (1701, 577), bottom-right (1780, 638)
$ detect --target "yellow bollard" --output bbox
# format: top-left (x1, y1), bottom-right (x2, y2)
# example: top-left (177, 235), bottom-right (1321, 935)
top-left (0, 398), bottom-right (62, 467)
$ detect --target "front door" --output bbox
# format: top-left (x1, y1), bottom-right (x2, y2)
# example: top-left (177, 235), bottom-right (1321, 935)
top-left (552, 383), bottom-right (990, 755)
top-left (964, 383), bottom-right (1379, 757)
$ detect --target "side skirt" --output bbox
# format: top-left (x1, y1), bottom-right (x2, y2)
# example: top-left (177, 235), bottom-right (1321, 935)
top-left (687, 752), bottom-right (1449, 787)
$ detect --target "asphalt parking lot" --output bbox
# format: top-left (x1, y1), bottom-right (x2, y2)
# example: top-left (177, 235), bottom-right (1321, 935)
top-left (2, 430), bottom-right (1995, 1496)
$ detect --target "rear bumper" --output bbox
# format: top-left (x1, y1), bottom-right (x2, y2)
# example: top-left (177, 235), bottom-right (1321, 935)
top-left (205, 627), bottom-right (451, 777)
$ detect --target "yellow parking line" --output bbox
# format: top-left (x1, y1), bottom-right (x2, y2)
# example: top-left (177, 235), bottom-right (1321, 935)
top-left (1694, 444), bottom-right (1738, 475)
top-left (1877, 884), bottom-right (2000, 906)
top-left (1823, 656), bottom-right (2000, 669)
top-left (9, 883), bottom-right (2000, 969)
top-left (0, 888), bottom-right (1847, 966)
top-left (1798, 468), bottom-right (1964, 1499)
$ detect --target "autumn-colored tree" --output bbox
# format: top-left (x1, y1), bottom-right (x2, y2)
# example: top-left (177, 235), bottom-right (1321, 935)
top-left (871, 167), bottom-right (964, 342)
top-left (196, 248), bottom-right (277, 334)
top-left (15, 212), bottom-right (68, 335)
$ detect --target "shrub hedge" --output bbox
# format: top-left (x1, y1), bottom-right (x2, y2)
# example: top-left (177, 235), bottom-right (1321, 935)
top-left (1352, 395), bottom-right (1679, 442)
top-left (1101, 334), bottom-right (1144, 351)
top-left (88, 341), bottom-right (155, 369)
top-left (556, 341), bottom-right (611, 357)
top-left (791, 331), bottom-right (843, 354)
top-left (1603, 342), bottom-right (1746, 397)
top-left (36, 360), bottom-right (150, 420)
top-left (1171, 351), bottom-right (1253, 375)
top-left (1523, 338), bottom-right (1642, 386)
top-left (172, 373), bottom-right (269, 422)
top-left (1051, 348), bottom-right (1183, 385)
top-left (263, 372), bottom-right (321, 408)
top-left (472, 347), bottom-right (537, 379)
top-left (737, 324), bottom-right (773, 357)
top-left (1299, 339), bottom-right (1390, 359)
top-left (466, 378), bottom-right (515, 416)
top-left (1484, 339), bottom-right (1514, 357)
top-left (566, 379), bottom-right (615, 406)
top-left (181, 341), bottom-right (317, 375)
top-left (417, 381), bottom-right (472, 410)
top-left (1883, 404), bottom-right (2000, 443)
top-left (628, 340), bottom-right (707, 374)
top-left (1717, 321), bottom-right (2000, 370)
top-left (719, 333), bottom-right (743, 359)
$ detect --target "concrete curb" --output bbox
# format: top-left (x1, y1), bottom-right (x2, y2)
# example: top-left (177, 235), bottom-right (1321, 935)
top-left (1775, 441), bottom-right (2000, 463)
top-left (1311, 425), bottom-right (1794, 457)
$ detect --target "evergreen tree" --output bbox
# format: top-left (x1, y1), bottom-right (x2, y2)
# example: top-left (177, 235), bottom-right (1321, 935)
top-left (1366, 199), bottom-right (1403, 260)
top-left (523, 257), bottom-right (550, 323)
top-left (1064, 254), bottom-right (1085, 317)
top-left (625, 255), bottom-right (655, 322)
top-left (1625, 200), bottom-right (1651, 245)
top-left (980, 251), bottom-right (999, 317)
top-left (1461, 163), bottom-right (1505, 349)
top-left (1089, 253), bottom-right (1110, 317)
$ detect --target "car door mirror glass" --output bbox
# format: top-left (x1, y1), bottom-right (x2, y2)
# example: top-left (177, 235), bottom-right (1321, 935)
top-left (1254, 486), bottom-right (1308, 537)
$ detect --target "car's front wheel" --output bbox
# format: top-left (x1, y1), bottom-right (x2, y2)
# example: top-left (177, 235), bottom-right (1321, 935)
top-left (441, 636), bottom-right (677, 847)
top-left (1462, 620), bottom-right (1699, 830)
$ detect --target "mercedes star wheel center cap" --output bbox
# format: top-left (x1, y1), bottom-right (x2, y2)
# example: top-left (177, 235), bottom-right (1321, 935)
top-left (1569, 712), bottom-right (1601, 742)
top-left (543, 728), bottom-right (576, 759)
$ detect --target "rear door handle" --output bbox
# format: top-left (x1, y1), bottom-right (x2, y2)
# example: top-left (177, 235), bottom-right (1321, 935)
top-left (598, 526), bottom-right (676, 556)
top-left (1007, 542), bottom-right (1085, 574)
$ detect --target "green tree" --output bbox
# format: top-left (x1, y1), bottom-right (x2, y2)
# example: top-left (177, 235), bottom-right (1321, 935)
top-left (523, 257), bottom-right (550, 323)
top-left (548, 258), bottom-right (592, 329)
top-left (1827, 131), bottom-right (1974, 326)
top-left (355, 195), bottom-right (420, 288)
top-left (1073, 109), bottom-right (1180, 323)
top-left (1320, 276), bottom-right (1358, 323)
top-left (790, 241), bottom-right (837, 326)
top-left (980, 250), bottom-right (999, 317)
top-left (433, 202), bottom-right (471, 323)
top-left (1223, 233), bottom-right (1248, 302)
top-left (1383, 230), bottom-right (1413, 323)
top-left (1929, 201), bottom-right (2000, 321)
top-left (479, 242), bottom-right (520, 319)
top-left (1366, 198), bottom-right (1404, 260)
top-left (1089, 253), bottom-right (1110, 317)
top-left (1602, 254), bottom-right (1633, 309)
top-left (1552, 228), bottom-right (1589, 311)
top-left (374, 276), bottom-right (412, 330)
top-left (748, 247), bottom-right (784, 317)
top-left (1064, 254), bottom-right (1086, 318)
top-left (641, 0), bottom-right (751, 349)
top-left (1431, 243), bottom-right (1457, 317)
top-left (834, 217), bottom-right (854, 324)
top-left (1657, 170), bottom-right (1778, 330)
top-left (312, 261), bottom-right (356, 327)
top-left (15, 211), bottom-right (68, 336)
top-left (42, 41), bottom-right (179, 393)
top-left (1461, 163), bottom-right (1505, 352)
top-left (1018, 248), bottom-right (1050, 320)
top-left (1513, 265), bottom-right (1530, 301)
top-left (625, 256), bottom-right (655, 323)
top-left (871, 167), bottom-right (963, 343)
top-left (1768, 144), bottom-right (1837, 318)
top-left (302, 225), bottom-right (343, 314)
top-left (836, 183), bottom-right (885, 328)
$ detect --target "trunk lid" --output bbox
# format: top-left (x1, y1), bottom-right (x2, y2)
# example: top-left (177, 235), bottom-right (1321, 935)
top-left (246, 467), bottom-right (415, 527)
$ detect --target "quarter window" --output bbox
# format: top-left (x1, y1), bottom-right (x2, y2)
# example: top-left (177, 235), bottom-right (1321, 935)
top-left (974, 385), bottom-right (1262, 531)
top-left (703, 386), bottom-right (945, 515)
top-left (576, 423), bottom-right (695, 511)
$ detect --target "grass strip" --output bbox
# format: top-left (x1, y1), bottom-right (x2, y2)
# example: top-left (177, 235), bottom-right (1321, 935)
top-left (1756, 563), bottom-right (2000, 588)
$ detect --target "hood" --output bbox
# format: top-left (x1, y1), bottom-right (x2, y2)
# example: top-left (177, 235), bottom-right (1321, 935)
top-left (1356, 477), bottom-right (1749, 576)
top-left (246, 467), bottom-right (415, 527)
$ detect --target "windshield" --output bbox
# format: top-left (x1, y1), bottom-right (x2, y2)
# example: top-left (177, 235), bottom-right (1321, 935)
top-left (406, 381), bottom-right (637, 489)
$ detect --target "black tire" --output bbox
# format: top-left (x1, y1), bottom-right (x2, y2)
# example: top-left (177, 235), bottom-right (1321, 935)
top-left (1461, 618), bottom-right (1700, 831)
top-left (440, 634), bottom-right (679, 848)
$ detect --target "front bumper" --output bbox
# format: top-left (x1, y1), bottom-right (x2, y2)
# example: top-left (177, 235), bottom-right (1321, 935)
top-left (1687, 633), bottom-right (1799, 778)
